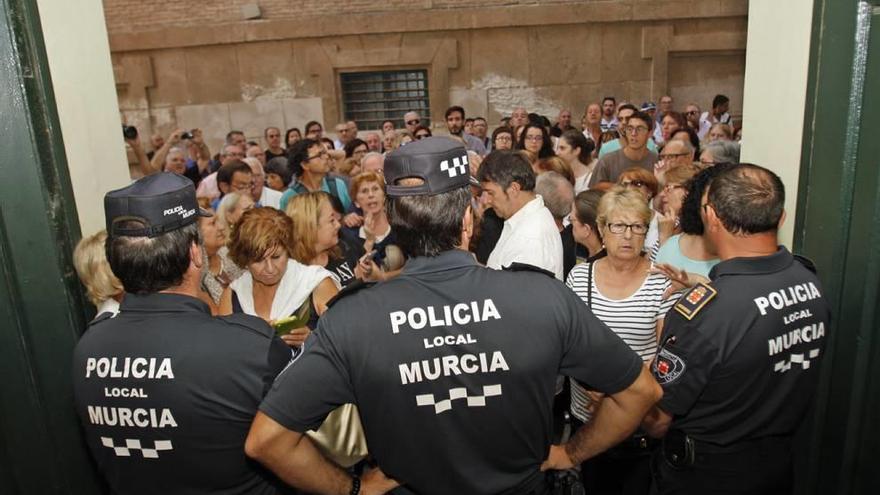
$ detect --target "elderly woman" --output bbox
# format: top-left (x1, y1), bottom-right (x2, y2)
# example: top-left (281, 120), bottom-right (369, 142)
top-left (700, 139), bottom-right (741, 165)
top-left (215, 191), bottom-right (254, 240)
top-left (617, 166), bottom-right (661, 257)
top-left (569, 190), bottom-right (606, 262)
top-left (565, 186), bottom-right (676, 494)
top-left (491, 126), bottom-right (514, 151)
top-left (557, 130), bottom-right (596, 194)
top-left (220, 208), bottom-right (339, 349)
top-left (382, 130), bottom-right (400, 155)
top-left (73, 230), bottom-right (124, 318)
top-left (516, 122), bottom-right (555, 159)
top-left (197, 199), bottom-right (244, 313)
top-left (287, 191), bottom-right (364, 288)
top-left (345, 171), bottom-right (404, 277)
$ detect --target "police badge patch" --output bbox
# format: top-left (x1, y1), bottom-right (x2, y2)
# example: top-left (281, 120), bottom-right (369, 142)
top-left (674, 282), bottom-right (717, 320)
top-left (654, 347), bottom-right (686, 384)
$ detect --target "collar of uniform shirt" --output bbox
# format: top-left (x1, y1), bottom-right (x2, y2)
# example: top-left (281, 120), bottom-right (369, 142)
top-left (708, 246), bottom-right (790, 279)
top-left (504, 195), bottom-right (546, 230)
top-left (400, 249), bottom-right (478, 277)
top-left (119, 292), bottom-right (212, 314)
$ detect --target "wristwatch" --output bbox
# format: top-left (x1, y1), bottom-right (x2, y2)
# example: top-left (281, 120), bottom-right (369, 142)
top-left (350, 473), bottom-right (361, 495)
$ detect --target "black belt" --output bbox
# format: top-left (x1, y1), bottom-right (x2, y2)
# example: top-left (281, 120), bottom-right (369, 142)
top-left (661, 431), bottom-right (791, 469)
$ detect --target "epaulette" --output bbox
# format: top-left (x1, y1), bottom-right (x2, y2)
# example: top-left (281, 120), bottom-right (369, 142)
top-left (327, 280), bottom-right (375, 309)
top-left (674, 282), bottom-right (718, 320)
top-left (793, 254), bottom-right (818, 274)
top-left (503, 262), bottom-right (555, 278)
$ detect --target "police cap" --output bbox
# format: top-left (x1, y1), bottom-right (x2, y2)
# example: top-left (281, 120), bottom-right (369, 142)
top-left (384, 137), bottom-right (471, 197)
top-left (105, 172), bottom-right (211, 238)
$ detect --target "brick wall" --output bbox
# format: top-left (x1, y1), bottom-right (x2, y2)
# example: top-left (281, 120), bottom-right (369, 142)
top-left (103, 0), bottom-right (591, 34)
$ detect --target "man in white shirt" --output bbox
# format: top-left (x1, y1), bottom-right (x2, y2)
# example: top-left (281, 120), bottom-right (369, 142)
top-left (600, 96), bottom-right (619, 132)
top-left (244, 158), bottom-right (282, 209)
top-left (685, 102), bottom-right (712, 141)
top-left (478, 150), bottom-right (564, 280)
top-left (700, 94), bottom-right (733, 130)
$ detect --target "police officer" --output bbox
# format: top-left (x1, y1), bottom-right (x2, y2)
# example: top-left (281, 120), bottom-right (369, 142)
top-left (72, 173), bottom-right (293, 494)
top-left (244, 139), bottom-right (662, 495)
top-left (642, 163), bottom-right (831, 494)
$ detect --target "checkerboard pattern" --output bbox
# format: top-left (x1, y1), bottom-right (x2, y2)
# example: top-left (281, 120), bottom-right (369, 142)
top-left (773, 348), bottom-right (821, 373)
top-left (415, 384), bottom-right (502, 414)
top-left (100, 437), bottom-right (173, 458)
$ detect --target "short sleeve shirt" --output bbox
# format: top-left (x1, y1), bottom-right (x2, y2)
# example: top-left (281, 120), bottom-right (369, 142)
top-left (260, 250), bottom-right (642, 495)
top-left (652, 248), bottom-right (831, 446)
top-left (72, 293), bottom-right (292, 495)
top-left (588, 149), bottom-right (658, 186)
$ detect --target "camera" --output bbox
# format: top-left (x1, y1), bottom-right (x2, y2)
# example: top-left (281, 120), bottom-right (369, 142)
top-left (180, 130), bottom-right (194, 140)
top-left (122, 125), bottom-right (138, 140)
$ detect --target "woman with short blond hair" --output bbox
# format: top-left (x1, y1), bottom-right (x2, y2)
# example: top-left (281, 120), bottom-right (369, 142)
top-left (73, 230), bottom-right (124, 317)
top-left (565, 186), bottom-right (675, 494)
top-left (220, 207), bottom-right (339, 349)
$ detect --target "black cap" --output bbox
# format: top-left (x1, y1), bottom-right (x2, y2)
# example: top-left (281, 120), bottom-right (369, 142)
top-left (384, 137), bottom-right (471, 197)
top-left (105, 172), bottom-right (211, 238)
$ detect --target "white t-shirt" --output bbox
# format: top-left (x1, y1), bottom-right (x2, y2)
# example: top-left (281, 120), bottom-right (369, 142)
top-left (565, 262), bottom-right (675, 422)
top-left (486, 195), bottom-right (564, 280)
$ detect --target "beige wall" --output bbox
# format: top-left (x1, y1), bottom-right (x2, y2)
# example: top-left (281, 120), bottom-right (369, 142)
top-left (37, 0), bottom-right (130, 236)
top-left (740, 0), bottom-right (815, 247)
top-left (106, 0), bottom-right (749, 156)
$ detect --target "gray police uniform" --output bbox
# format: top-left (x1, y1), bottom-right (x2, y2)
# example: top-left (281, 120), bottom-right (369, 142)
top-left (72, 293), bottom-right (292, 494)
top-left (260, 250), bottom-right (642, 494)
top-left (651, 247), bottom-right (831, 494)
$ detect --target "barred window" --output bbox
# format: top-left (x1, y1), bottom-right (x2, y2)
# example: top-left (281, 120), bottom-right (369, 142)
top-left (340, 70), bottom-right (430, 130)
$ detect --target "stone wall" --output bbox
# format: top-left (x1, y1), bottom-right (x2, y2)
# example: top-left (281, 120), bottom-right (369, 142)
top-left (107, 0), bottom-right (748, 154)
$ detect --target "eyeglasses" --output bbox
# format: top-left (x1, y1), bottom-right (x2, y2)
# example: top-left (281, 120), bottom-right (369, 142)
top-left (606, 222), bottom-right (648, 235)
top-left (415, 133), bottom-right (430, 139)
top-left (625, 125), bottom-right (649, 135)
top-left (686, 110), bottom-right (699, 116)
top-left (524, 135), bottom-right (543, 142)
top-left (305, 150), bottom-right (329, 161)
top-left (660, 152), bottom-right (690, 159)
top-left (496, 136), bottom-right (512, 142)
top-left (621, 180), bottom-right (646, 189)
top-left (231, 180), bottom-right (254, 192)
top-left (406, 119), bottom-right (420, 125)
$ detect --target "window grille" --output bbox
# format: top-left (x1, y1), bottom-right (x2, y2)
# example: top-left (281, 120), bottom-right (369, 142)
top-left (340, 70), bottom-right (430, 129)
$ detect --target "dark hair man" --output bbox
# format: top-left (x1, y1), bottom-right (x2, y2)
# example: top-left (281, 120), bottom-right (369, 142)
top-left (479, 150), bottom-right (564, 280)
top-left (644, 164), bottom-right (830, 494)
top-left (279, 138), bottom-right (351, 212)
top-left (304, 121), bottom-right (323, 140)
top-left (245, 137), bottom-right (661, 495)
top-left (590, 110), bottom-right (658, 186)
top-left (215, 160), bottom-right (254, 208)
top-left (699, 94), bottom-right (733, 133)
top-left (600, 96), bottom-right (618, 132)
top-left (445, 106), bottom-right (487, 155)
top-left (472, 117), bottom-right (490, 150)
top-left (72, 173), bottom-right (291, 494)
top-left (264, 127), bottom-right (285, 162)
top-left (226, 130), bottom-right (246, 149)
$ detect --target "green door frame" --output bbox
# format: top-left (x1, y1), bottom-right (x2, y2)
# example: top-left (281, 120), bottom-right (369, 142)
top-left (0, 0), bottom-right (102, 492)
top-left (797, 0), bottom-right (880, 493)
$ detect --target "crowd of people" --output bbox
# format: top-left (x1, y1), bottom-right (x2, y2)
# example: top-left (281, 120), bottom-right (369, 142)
top-left (70, 92), bottom-right (828, 495)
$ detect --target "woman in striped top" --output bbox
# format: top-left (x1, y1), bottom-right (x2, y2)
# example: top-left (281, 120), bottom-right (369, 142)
top-left (565, 186), bottom-right (676, 495)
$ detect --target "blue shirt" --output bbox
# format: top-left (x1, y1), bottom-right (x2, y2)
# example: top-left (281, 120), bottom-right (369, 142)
top-left (654, 234), bottom-right (719, 278)
top-left (280, 176), bottom-right (352, 212)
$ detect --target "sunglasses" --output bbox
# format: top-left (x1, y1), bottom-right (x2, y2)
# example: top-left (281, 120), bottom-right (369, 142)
top-left (406, 119), bottom-right (420, 125)
top-left (621, 180), bottom-right (646, 188)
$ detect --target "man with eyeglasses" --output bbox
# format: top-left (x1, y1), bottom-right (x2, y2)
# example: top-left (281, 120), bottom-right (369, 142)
top-left (404, 111), bottom-right (422, 135)
top-left (643, 164), bottom-right (830, 494)
top-left (279, 138), bottom-right (352, 212)
top-left (212, 160), bottom-right (254, 210)
top-left (598, 104), bottom-right (659, 159)
top-left (472, 117), bottom-right (490, 151)
top-left (655, 140), bottom-right (695, 180)
top-left (589, 110), bottom-right (658, 187)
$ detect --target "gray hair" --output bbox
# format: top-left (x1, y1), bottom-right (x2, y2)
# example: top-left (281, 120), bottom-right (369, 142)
top-left (535, 171), bottom-right (574, 220)
top-left (360, 151), bottom-right (384, 168)
top-left (704, 140), bottom-right (741, 164)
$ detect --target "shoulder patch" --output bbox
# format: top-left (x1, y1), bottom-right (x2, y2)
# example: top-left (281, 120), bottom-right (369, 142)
top-left (793, 254), bottom-right (818, 274)
top-left (503, 262), bottom-right (555, 278)
top-left (674, 282), bottom-right (717, 320)
top-left (327, 280), bottom-right (375, 309)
